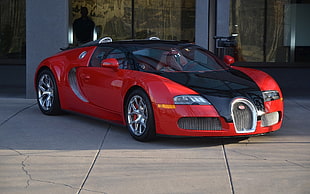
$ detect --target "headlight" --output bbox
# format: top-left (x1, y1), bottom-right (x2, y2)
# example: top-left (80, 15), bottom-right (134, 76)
top-left (262, 90), bottom-right (280, 102)
top-left (174, 95), bottom-right (211, 105)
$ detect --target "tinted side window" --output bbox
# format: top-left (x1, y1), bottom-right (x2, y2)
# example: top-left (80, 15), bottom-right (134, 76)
top-left (106, 49), bottom-right (128, 69)
top-left (89, 47), bottom-right (113, 67)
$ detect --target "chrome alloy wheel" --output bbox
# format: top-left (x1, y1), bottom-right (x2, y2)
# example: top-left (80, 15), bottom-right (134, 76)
top-left (127, 95), bottom-right (148, 136)
top-left (37, 73), bottom-right (55, 111)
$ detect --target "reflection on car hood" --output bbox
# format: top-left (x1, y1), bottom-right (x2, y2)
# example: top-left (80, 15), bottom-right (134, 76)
top-left (154, 69), bottom-right (264, 122)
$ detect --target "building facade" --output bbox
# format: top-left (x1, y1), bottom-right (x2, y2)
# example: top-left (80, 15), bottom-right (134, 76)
top-left (0, 0), bottom-right (309, 98)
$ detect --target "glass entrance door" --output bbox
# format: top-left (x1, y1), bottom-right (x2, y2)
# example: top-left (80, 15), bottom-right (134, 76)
top-left (230, 0), bottom-right (310, 64)
top-left (70, 0), bottom-right (195, 44)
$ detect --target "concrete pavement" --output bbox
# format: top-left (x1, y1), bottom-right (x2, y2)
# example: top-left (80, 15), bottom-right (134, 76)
top-left (0, 96), bottom-right (309, 194)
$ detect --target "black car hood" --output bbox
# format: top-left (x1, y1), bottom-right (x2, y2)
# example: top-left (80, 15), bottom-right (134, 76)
top-left (154, 69), bottom-right (264, 122)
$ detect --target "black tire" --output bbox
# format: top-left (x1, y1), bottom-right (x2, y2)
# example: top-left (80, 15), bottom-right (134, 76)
top-left (125, 89), bottom-right (156, 141)
top-left (36, 69), bottom-right (62, 115)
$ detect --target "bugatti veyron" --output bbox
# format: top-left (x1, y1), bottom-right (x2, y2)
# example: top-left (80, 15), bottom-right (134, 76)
top-left (35, 37), bottom-right (283, 141)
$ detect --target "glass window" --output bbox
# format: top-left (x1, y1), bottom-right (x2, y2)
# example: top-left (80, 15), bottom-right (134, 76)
top-left (90, 46), bottom-right (130, 69)
top-left (230, 0), bottom-right (310, 63)
top-left (71, 0), bottom-right (195, 44)
top-left (106, 49), bottom-right (128, 69)
top-left (131, 44), bottom-right (226, 72)
top-left (133, 48), bottom-right (163, 71)
top-left (89, 47), bottom-right (113, 67)
top-left (284, 2), bottom-right (310, 63)
top-left (133, 0), bottom-right (195, 42)
top-left (71, 0), bottom-right (132, 44)
top-left (0, 0), bottom-right (26, 60)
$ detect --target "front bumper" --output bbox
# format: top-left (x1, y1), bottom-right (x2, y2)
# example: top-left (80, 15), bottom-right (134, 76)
top-left (153, 99), bottom-right (283, 137)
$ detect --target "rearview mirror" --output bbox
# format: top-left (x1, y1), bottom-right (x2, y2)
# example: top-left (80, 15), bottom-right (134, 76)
top-left (101, 58), bottom-right (119, 70)
top-left (223, 55), bottom-right (235, 66)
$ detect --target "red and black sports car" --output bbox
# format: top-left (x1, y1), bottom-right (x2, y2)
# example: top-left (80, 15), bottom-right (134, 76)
top-left (35, 37), bottom-right (283, 141)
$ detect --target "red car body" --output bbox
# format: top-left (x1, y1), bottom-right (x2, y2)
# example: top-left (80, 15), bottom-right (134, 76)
top-left (35, 39), bottom-right (283, 141)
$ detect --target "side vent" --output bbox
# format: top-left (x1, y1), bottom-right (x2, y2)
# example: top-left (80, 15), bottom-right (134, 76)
top-left (68, 68), bottom-right (88, 102)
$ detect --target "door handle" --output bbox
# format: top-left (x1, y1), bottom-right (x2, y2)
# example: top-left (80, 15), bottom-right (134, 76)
top-left (80, 74), bottom-right (90, 80)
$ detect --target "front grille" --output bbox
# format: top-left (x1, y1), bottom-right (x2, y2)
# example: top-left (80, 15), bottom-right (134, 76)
top-left (178, 117), bottom-right (222, 131)
top-left (261, 112), bottom-right (279, 127)
top-left (231, 98), bottom-right (257, 133)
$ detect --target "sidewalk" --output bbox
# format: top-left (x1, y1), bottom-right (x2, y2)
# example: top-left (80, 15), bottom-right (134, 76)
top-left (0, 96), bottom-right (309, 193)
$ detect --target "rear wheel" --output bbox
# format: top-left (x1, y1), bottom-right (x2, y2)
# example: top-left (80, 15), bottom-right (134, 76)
top-left (36, 69), bottom-right (62, 115)
top-left (125, 89), bottom-right (156, 141)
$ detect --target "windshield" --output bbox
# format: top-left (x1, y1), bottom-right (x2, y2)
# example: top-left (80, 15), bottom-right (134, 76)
top-left (132, 45), bottom-right (227, 72)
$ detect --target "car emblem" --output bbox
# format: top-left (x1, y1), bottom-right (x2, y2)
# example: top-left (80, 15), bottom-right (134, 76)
top-left (79, 51), bottom-right (87, 59)
top-left (238, 105), bottom-right (246, 110)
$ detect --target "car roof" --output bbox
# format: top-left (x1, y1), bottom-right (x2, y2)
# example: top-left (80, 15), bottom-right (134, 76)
top-left (80, 37), bottom-right (192, 48)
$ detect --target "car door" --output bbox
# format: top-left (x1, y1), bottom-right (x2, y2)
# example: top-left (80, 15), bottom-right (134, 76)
top-left (76, 47), bottom-right (127, 113)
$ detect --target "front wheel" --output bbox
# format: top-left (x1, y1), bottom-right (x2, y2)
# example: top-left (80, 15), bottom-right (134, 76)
top-left (36, 69), bottom-right (62, 115)
top-left (125, 89), bottom-right (156, 142)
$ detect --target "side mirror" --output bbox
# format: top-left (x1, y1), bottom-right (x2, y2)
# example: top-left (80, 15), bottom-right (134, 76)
top-left (223, 55), bottom-right (235, 66)
top-left (101, 58), bottom-right (119, 70)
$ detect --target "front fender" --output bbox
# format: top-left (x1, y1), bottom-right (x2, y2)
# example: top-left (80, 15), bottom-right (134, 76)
top-left (125, 72), bottom-right (197, 105)
top-left (232, 66), bottom-right (284, 116)
top-left (232, 66), bottom-right (282, 95)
